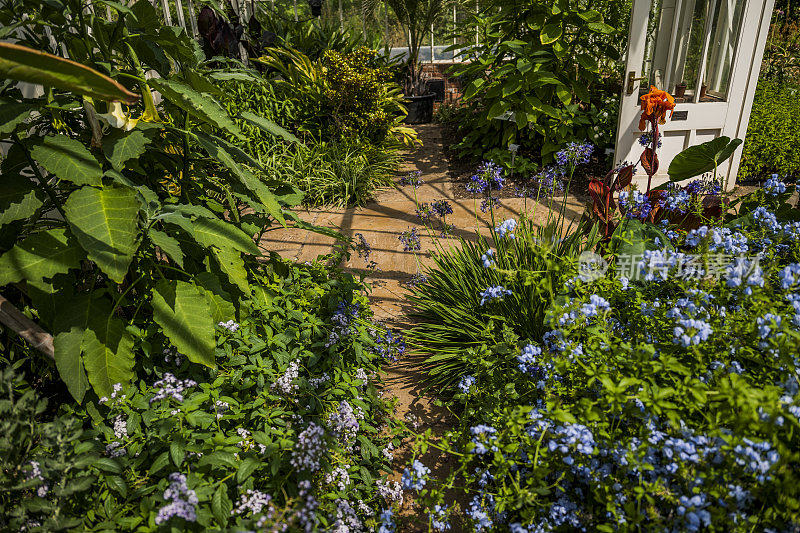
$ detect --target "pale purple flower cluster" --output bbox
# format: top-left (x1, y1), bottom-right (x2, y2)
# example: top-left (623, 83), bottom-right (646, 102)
top-left (272, 359), bottom-right (300, 395)
top-left (327, 400), bottom-right (360, 443)
top-left (150, 374), bottom-right (197, 404)
top-left (26, 461), bottom-right (48, 497)
top-left (376, 479), bottom-right (404, 505)
top-left (327, 301), bottom-right (360, 347)
top-left (155, 473), bottom-right (198, 525)
top-left (290, 422), bottom-right (326, 471)
top-left (232, 489), bottom-right (273, 516)
top-left (218, 319), bottom-right (239, 332)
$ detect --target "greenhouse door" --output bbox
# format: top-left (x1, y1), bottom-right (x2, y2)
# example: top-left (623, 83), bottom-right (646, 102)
top-left (614, 0), bottom-right (774, 190)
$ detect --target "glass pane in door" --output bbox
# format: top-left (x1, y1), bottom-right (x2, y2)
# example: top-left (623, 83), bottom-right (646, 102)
top-left (703, 0), bottom-right (746, 100)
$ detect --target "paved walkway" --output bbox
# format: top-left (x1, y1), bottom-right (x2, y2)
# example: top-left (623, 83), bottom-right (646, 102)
top-left (258, 125), bottom-right (584, 528)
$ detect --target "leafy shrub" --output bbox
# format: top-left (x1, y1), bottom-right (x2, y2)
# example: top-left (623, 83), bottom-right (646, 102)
top-left (2, 260), bottom-right (405, 530)
top-left (448, 0), bottom-right (624, 162)
top-left (738, 80), bottom-right (800, 181)
top-left (404, 181), bottom-right (800, 530)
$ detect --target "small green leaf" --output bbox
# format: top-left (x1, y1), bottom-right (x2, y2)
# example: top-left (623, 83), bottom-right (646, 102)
top-left (236, 457), bottom-right (260, 483)
top-left (148, 229), bottom-right (184, 268)
top-left (103, 129), bottom-right (149, 171)
top-left (0, 102), bottom-right (35, 136)
top-left (30, 136), bottom-right (102, 186)
top-left (152, 279), bottom-right (216, 368)
top-left (239, 110), bottom-right (300, 144)
top-left (0, 43), bottom-right (138, 103)
top-left (212, 485), bottom-right (232, 526)
top-left (170, 440), bottom-right (185, 467)
top-left (540, 23), bottom-right (563, 44)
top-left (587, 22), bottom-right (616, 33)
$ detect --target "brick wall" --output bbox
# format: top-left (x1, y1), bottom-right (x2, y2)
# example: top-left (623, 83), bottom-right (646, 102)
top-left (420, 62), bottom-right (464, 111)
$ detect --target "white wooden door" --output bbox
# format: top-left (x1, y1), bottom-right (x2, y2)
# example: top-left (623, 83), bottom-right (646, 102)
top-left (614, 0), bottom-right (774, 190)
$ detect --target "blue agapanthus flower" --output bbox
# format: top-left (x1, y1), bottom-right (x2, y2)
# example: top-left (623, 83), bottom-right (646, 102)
top-left (495, 219), bottom-right (517, 239)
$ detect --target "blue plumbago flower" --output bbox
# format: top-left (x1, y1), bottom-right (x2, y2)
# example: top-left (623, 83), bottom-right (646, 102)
top-left (638, 131), bottom-right (662, 148)
top-left (555, 141), bottom-right (594, 168)
top-left (379, 508), bottom-right (396, 533)
top-left (290, 422), bottom-right (326, 471)
top-left (752, 207), bottom-right (782, 233)
top-left (673, 318), bottom-right (713, 347)
top-left (764, 174), bottom-right (787, 195)
top-left (481, 249), bottom-right (496, 268)
top-left (676, 494), bottom-right (711, 532)
top-left (725, 257), bottom-right (764, 294)
top-left (155, 473), bottom-right (198, 525)
top-left (757, 313), bottom-right (782, 339)
top-left (662, 182), bottom-right (691, 214)
top-left (580, 294), bottom-right (611, 317)
top-left (618, 190), bottom-right (652, 220)
top-left (779, 263), bottom-right (800, 289)
top-left (416, 202), bottom-right (435, 222)
top-left (470, 425), bottom-right (498, 454)
top-left (402, 460), bottom-right (430, 491)
top-left (400, 170), bottom-right (423, 188)
top-left (399, 228), bottom-right (421, 251)
top-left (467, 495), bottom-right (494, 531)
top-left (684, 180), bottom-right (704, 195)
top-left (708, 227), bottom-right (749, 255)
top-left (430, 504), bottom-right (451, 531)
top-left (431, 199), bottom-right (453, 218)
top-left (494, 218), bottom-right (517, 239)
top-left (458, 375), bottom-right (476, 394)
top-left (479, 285), bottom-right (512, 305)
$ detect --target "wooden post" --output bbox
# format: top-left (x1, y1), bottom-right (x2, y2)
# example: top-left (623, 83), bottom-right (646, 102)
top-left (187, 0), bottom-right (199, 36)
top-left (160, 0), bottom-right (172, 25)
top-left (175, 0), bottom-right (187, 30)
top-left (0, 294), bottom-right (54, 360)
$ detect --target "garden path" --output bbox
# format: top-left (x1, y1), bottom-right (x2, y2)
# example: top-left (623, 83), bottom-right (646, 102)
top-left (258, 125), bottom-right (585, 527)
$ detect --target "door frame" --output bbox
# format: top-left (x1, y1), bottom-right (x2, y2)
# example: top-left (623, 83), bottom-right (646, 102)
top-left (613, 0), bottom-right (774, 190)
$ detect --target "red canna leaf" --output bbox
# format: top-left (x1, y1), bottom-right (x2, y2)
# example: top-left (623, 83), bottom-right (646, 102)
top-left (614, 164), bottom-right (634, 191)
top-left (640, 148), bottom-right (659, 176)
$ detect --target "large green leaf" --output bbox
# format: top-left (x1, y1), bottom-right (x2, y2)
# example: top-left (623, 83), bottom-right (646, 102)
top-left (238, 111), bottom-right (300, 144)
top-left (149, 78), bottom-right (243, 139)
top-left (152, 279), bottom-right (216, 368)
top-left (0, 102), bottom-right (35, 136)
top-left (0, 43), bottom-right (138, 103)
top-left (64, 186), bottom-right (140, 283)
top-left (195, 134), bottom-right (285, 225)
top-left (667, 136), bottom-right (743, 182)
top-left (30, 136), bottom-right (103, 186)
top-left (82, 309), bottom-right (135, 399)
top-left (161, 210), bottom-right (259, 254)
top-left (103, 129), bottom-right (149, 171)
top-left (54, 328), bottom-right (90, 403)
top-left (0, 228), bottom-right (83, 286)
top-left (212, 246), bottom-right (250, 294)
top-left (610, 219), bottom-right (673, 260)
top-left (195, 272), bottom-right (234, 323)
top-left (0, 173), bottom-right (43, 227)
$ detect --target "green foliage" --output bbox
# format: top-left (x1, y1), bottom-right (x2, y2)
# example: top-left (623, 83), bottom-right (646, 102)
top-left (447, 0), bottom-right (625, 163)
top-left (0, 0), bottom-right (305, 400)
top-left (739, 80), bottom-right (800, 181)
top-left (669, 136), bottom-right (742, 182)
top-left (406, 184), bottom-right (800, 530)
top-left (1, 262), bottom-right (403, 530)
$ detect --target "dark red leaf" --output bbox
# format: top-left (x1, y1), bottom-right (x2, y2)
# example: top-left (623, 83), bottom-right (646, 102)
top-left (640, 148), bottom-right (659, 176)
top-left (615, 164), bottom-right (634, 191)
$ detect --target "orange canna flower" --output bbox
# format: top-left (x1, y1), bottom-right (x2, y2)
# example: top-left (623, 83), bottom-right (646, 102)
top-left (639, 86), bottom-right (676, 130)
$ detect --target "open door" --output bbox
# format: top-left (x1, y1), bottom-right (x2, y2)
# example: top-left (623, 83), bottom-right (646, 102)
top-left (614, 0), bottom-right (774, 190)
